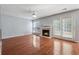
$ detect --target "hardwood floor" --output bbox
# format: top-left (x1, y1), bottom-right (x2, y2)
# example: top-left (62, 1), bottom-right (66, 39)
top-left (0, 40), bottom-right (2, 55)
top-left (2, 35), bottom-right (79, 55)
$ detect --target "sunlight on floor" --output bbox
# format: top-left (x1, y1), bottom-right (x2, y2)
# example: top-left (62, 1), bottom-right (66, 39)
top-left (54, 40), bottom-right (61, 55)
top-left (53, 39), bottom-right (73, 55)
top-left (63, 43), bottom-right (72, 55)
top-left (32, 35), bottom-right (40, 48)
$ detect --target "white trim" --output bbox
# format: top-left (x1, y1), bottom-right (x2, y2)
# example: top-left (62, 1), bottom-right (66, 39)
top-left (52, 36), bottom-right (78, 42)
top-left (2, 34), bottom-right (32, 39)
top-left (74, 41), bottom-right (79, 43)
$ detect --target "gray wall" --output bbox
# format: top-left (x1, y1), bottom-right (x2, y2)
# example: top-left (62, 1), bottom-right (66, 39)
top-left (0, 16), bottom-right (1, 39)
top-left (34, 10), bottom-right (79, 42)
top-left (1, 15), bottom-right (32, 39)
top-left (74, 10), bottom-right (79, 41)
top-left (0, 8), bottom-right (2, 39)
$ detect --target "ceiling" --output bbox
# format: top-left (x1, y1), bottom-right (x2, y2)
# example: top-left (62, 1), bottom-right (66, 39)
top-left (0, 4), bottom-right (79, 20)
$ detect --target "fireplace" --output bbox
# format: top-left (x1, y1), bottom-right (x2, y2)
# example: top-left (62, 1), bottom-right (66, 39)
top-left (42, 30), bottom-right (50, 37)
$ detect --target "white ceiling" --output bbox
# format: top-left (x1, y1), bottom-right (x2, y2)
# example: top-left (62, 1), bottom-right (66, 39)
top-left (0, 4), bottom-right (79, 20)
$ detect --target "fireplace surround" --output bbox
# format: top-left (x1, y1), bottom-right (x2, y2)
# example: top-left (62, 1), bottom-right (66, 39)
top-left (41, 26), bottom-right (51, 37)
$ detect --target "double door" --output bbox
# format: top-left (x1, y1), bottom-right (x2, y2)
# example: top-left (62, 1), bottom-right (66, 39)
top-left (53, 17), bottom-right (74, 39)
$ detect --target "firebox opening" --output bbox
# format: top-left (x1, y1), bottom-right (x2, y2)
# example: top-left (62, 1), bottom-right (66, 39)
top-left (42, 30), bottom-right (50, 37)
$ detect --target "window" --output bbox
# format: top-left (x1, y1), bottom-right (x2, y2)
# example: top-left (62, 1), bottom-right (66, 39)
top-left (53, 17), bottom-right (73, 38)
top-left (32, 21), bottom-right (40, 33)
top-left (32, 21), bottom-right (37, 33)
top-left (53, 19), bottom-right (61, 35)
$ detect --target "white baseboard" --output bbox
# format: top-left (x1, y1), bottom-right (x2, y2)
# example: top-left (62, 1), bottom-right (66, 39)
top-left (2, 34), bottom-right (32, 39)
top-left (75, 41), bottom-right (79, 43)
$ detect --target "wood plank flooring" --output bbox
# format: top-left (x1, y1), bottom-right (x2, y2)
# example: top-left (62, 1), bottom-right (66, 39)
top-left (0, 40), bottom-right (2, 55)
top-left (2, 35), bottom-right (79, 55)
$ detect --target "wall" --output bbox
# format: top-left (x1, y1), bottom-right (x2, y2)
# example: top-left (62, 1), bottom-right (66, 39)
top-left (0, 18), bottom-right (1, 39)
top-left (73, 10), bottom-right (79, 42)
top-left (34, 10), bottom-right (79, 42)
top-left (0, 8), bottom-right (2, 39)
top-left (0, 20), bottom-right (1, 39)
top-left (1, 15), bottom-right (32, 39)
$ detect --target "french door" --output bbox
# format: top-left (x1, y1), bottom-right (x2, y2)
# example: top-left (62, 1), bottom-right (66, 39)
top-left (62, 18), bottom-right (73, 38)
top-left (53, 17), bottom-right (74, 39)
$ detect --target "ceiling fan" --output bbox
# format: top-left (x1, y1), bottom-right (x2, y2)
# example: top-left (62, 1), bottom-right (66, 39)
top-left (32, 11), bottom-right (37, 17)
top-left (22, 8), bottom-right (39, 18)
